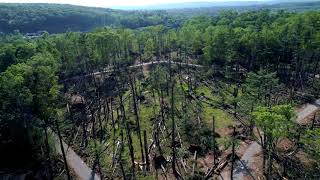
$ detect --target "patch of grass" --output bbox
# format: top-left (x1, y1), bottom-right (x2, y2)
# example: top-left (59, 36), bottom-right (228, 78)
top-left (196, 85), bottom-right (220, 103)
top-left (202, 104), bottom-right (235, 129)
top-left (195, 85), bottom-right (235, 129)
top-left (193, 83), bottom-right (236, 130)
top-left (128, 91), bottom-right (161, 159)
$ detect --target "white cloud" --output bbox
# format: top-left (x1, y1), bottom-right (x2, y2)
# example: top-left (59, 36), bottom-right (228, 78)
top-left (0, 0), bottom-right (265, 8)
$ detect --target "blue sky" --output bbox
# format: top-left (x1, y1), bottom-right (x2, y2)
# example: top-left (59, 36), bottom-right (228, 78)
top-left (0, 0), bottom-right (267, 8)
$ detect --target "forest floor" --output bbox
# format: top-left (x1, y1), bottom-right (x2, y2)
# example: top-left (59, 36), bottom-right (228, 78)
top-left (58, 54), bottom-right (320, 180)
top-left (57, 60), bottom-right (207, 179)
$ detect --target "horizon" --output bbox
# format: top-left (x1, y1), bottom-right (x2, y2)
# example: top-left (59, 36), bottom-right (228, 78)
top-left (0, 0), bottom-right (269, 8)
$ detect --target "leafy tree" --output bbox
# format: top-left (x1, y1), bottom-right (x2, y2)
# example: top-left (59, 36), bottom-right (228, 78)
top-left (203, 25), bottom-right (231, 65)
top-left (252, 104), bottom-right (295, 178)
top-left (302, 129), bottom-right (320, 164)
top-left (143, 38), bottom-right (155, 61)
top-left (0, 52), bottom-right (61, 171)
top-left (0, 44), bottom-right (16, 72)
top-left (240, 70), bottom-right (279, 116)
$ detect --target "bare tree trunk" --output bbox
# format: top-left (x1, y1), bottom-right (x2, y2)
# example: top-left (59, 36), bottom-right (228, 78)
top-left (81, 109), bottom-right (88, 148)
top-left (126, 123), bottom-right (135, 179)
top-left (171, 79), bottom-right (181, 179)
top-left (311, 112), bottom-right (317, 130)
top-left (155, 123), bottom-right (162, 155)
top-left (110, 99), bottom-right (117, 167)
top-left (267, 138), bottom-right (273, 180)
top-left (44, 121), bottom-right (53, 180)
top-left (230, 127), bottom-right (236, 180)
top-left (233, 85), bottom-right (239, 118)
top-left (119, 129), bottom-right (127, 180)
top-left (93, 139), bottom-right (103, 179)
top-left (262, 133), bottom-right (267, 175)
top-left (212, 116), bottom-right (217, 166)
top-left (89, 105), bottom-right (96, 139)
top-left (192, 151), bottom-right (197, 176)
top-left (144, 130), bottom-right (150, 172)
top-left (55, 119), bottom-right (71, 180)
top-left (166, 73), bottom-right (169, 96)
top-left (97, 98), bottom-right (104, 142)
top-left (129, 75), bottom-right (145, 169)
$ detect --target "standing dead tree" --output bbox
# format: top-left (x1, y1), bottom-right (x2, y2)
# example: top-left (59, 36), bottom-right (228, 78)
top-left (129, 74), bottom-right (145, 171)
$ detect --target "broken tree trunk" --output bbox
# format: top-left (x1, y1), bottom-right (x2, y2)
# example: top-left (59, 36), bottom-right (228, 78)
top-left (129, 75), bottom-right (145, 171)
top-left (170, 75), bottom-right (182, 179)
top-left (126, 122), bottom-right (135, 179)
top-left (212, 116), bottom-right (217, 166)
top-left (144, 130), bottom-right (150, 172)
top-left (192, 151), bottom-right (198, 176)
top-left (55, 119), bottom-right (71, 180)
top-left (230, 127), bottom-right (236, 180)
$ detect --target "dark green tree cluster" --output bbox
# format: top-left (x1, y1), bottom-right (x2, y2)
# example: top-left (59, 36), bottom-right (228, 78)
top-left (179, 10), bottom-right (320, 91)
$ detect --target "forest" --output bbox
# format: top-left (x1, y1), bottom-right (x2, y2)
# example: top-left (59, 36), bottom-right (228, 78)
top-left (0, 5), bottom-right (320, 180)
top-left (0, 3), bottom-right (182, 33)
top-left (1, 1), bottom-right (320, 33)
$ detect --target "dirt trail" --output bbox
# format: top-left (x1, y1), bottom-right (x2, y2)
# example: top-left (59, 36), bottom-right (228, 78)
top-left (64, 60), bottom-right (203, 81)
top-left (229, 98), bottom-right (320, 180)
top-left (232, 142), bottom-right (261, 180)
top-left (296, 99), bottom-right (320, 124)
top-left (51, 131), bottom-right (100, 180)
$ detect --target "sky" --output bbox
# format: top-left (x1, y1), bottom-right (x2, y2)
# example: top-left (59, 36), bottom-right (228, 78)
top-left (0, 0), bottom-right (266, 8)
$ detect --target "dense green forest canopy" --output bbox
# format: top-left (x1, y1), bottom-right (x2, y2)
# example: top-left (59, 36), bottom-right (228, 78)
top-left (0, 3), bottom-right (182, 33)
top-left (0, 6), bottom-right (320, 179)
top-left (167, 1), bottom-right (320, 16)
top-left (1, 1), bottom-right (320, 33)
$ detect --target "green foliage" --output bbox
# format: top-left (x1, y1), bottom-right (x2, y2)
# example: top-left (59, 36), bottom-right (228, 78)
top-left (302, 129), bottom-right (320, 163)
top-left (143, 38), bottom-right (155, 60)
top-left (0, 3), bottom-right (182, 33)
top-left (238, 70), bottom-right (279, 117)
top-left (0, 7), bottom-right (319, 178)
top-left (252, 104), bottom-right (295, 140)
top-left (244, 70), bottom-right (278, 102)
top-left (203, 25), bottom-right (231, 64)
top-left (182, 116), bottom-right (214, 153)
top-left (0, 51), bottom-right (61, 169)
top-left (311, 78), bottom-right (320, 96)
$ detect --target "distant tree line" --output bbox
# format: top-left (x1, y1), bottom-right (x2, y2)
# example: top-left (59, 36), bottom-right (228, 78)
top-left (0, 3), bottom-right (184, 33)
top-left (1, 2), bottom-right (320, 34)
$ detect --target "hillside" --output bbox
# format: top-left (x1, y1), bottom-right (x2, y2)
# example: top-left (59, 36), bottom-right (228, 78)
top-left (0, 3), bottom-right (181, 33)
top-left (0, 1), bottom-right (319, 34)
top-left (116, 0), bottom-right (320, 10)
top-left (166, 1), bottom-right (320, 17)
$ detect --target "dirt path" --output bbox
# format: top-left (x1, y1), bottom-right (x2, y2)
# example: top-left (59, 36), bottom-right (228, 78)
top-left (230, 142), bottom-right (261, 180)
top-left (229, 98), bottom-right (320, 180)
top-left (64, 60), bottom-right (203, 81)
top-left (296, 99), bottom-right (320, 124)
top-left (51, 131), bottom-right (100, 180)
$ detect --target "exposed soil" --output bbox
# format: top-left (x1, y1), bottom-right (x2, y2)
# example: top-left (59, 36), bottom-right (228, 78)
top-left (296, 99), bottom-right (320, 125)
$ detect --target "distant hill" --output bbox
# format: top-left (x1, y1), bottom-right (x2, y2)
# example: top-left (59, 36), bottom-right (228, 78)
top-left (0, 1), bottom-right (319, 34)
top-left (115, 0), bottom-right (320, 10)
top-left (115, 1), bottom-right (264, 10)
top-left (165, 1), bottom-right (320, 17)
top-left (0, 3), bottom-right (182, 33)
